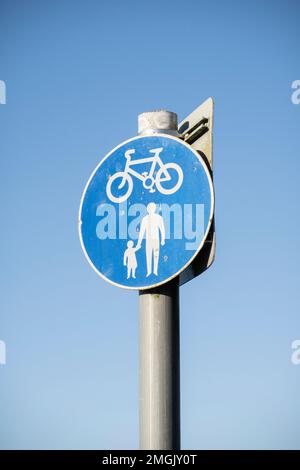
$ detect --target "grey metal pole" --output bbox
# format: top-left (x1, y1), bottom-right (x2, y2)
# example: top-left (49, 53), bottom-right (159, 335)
top-left (139, 110), bottom-right (180, 450)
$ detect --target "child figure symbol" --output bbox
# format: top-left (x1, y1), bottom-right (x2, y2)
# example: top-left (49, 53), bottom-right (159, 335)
top-left (123, 240), bottom-right (139, 279)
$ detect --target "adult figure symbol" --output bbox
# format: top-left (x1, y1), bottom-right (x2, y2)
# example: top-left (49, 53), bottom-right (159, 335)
top-left (136, 203), bottom-right (165, 277)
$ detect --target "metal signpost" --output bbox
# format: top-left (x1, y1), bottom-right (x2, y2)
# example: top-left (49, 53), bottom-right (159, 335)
top-left (79, 101), bottom-right (215, 450)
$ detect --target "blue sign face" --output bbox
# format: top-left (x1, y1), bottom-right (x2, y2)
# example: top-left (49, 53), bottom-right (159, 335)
top-left (79, 134), bottom-right (214, 289)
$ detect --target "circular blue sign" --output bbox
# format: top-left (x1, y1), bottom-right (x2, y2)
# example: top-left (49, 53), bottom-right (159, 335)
top-left (79, 134), bottom-right (214, 289)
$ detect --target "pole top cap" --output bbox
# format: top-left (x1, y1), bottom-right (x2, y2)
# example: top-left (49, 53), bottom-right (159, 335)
top-left (138, 110), bottom-right (178, 136)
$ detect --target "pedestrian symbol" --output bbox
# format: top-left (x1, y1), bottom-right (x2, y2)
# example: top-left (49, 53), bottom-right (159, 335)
top-left (79, 134), bottom-right (214, 289)
top-left (136, 202), bottom-right (165, 277)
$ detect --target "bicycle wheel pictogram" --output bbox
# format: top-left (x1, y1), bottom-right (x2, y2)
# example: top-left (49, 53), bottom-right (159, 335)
top-left (155, 163), bottom-right (183, 195)
top-left (106, 172), bottom-right (133, 203)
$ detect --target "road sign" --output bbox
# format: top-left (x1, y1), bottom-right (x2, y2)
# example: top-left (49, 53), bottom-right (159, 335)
top-left (178, 97), bottom-right (213, 164)
top-left (178, 98), bottom-right (215, 285)
top-left (79, 133), bottom-right (214, 289)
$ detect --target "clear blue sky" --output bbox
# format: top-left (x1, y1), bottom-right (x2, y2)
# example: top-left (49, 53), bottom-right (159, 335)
top-left (0, 0), bottom-right (299, 449)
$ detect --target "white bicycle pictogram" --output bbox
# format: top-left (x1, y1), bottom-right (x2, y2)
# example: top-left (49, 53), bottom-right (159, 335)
top-left (106, 147), bottom-right (184, 203)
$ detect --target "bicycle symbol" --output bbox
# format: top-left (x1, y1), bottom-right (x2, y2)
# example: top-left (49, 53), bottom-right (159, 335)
top-left (106, 147), bottom-right (184, 203)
